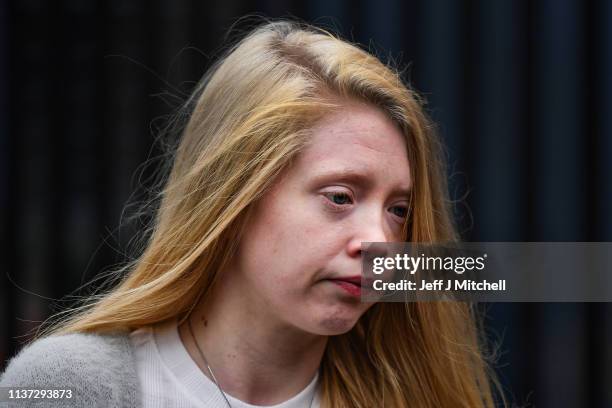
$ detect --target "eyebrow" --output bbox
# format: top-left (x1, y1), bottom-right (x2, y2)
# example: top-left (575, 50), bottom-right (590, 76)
top-left (310, 167), bottom-right (413, 199)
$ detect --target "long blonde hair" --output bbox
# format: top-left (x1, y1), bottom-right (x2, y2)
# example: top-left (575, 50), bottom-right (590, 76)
top-left (38, 19), bottom-right (502, 408)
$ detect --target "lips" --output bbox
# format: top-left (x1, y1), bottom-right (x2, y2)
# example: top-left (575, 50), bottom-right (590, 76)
top-left (327, 276), bottom-right (374, 297)
top-left (330, 279), bottom-right (362, 296)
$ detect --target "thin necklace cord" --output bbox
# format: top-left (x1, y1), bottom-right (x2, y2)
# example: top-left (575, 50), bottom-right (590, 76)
top-left (186, 315), bottom-right (317, 408)
top-left (187, 316), bottom-right (233, 407)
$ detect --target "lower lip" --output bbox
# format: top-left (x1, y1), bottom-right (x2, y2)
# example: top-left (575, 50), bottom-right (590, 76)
top-left (329, 280), bottom-right (362, 297)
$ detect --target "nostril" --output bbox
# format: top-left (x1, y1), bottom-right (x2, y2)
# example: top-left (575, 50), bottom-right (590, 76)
top-left (361, 242), bottom-right (388, 260)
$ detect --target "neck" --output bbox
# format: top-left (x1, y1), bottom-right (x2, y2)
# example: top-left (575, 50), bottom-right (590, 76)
top-left (178, 275), bottom-right (327, 405)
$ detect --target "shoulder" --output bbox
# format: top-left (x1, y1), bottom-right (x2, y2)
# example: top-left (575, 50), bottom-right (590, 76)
top-left (0, 331), bottom-right (140, 407)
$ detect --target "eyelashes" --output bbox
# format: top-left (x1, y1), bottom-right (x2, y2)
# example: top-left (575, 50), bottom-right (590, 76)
top-left (324, 191), bottom-right (352, 206)
top-left (390, 206), bottom-right (409, 218)
top-left (321, 191), bottom-right (410, 220)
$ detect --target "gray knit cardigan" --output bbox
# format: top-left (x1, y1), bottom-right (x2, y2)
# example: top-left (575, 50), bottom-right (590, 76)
top-left (0, 331), bottom-right (141, 407)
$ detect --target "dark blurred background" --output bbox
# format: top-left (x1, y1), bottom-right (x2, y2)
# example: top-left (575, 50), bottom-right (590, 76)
top-left (1, 0), bottom-right (611, 407)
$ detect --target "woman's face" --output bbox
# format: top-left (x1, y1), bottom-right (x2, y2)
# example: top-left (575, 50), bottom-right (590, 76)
top-left (230, 101), bottom-right (412, 335)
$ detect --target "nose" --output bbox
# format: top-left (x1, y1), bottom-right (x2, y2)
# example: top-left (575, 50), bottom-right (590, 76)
top-left (346, 211), bottom-right (391, 260)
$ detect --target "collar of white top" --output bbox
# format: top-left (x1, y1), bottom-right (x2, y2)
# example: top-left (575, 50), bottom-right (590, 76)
top-left (153, 316), bottom-right (320, 408)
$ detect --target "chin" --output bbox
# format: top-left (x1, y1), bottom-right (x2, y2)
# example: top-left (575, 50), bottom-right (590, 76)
top-left (293, 299), bottom-right (370, 336)
top-left (317, 318), bottom-right (359, 335)
top-left (311, 310), bottom-right (363, 335)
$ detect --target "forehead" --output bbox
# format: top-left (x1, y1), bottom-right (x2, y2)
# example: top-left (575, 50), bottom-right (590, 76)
top-left (297, 102), bottom-right (411, 184)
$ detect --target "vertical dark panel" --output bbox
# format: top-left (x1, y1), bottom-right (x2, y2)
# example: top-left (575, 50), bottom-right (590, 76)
top-left (104, 0), bottom-right (150, 263)
top-left (154, 1), bottom-right (192, 89)
top-left (150, 0), bottom-right (193, 145)
top-left (598, 0), bottom-right (612, 406)
top-left (13, 1), bottom-right (55, 344)
top-left (306, 0), bottom-right (351, 33)
top-left (359, 0), bottom-right (403, 58)
top-left (472, 0), bottom-right (526, 242)
top-left (532, 0), bottom-right (586, 240)
top-left (585, 2), bottom-right (607, 406)
top-left (187, 0), bottom-right (216, 74)
top-left (600, 0), bottom-right (612, 240)
top-left (417, 0), bottom-right (467, 231)
top-left (472, 1), bottom-right (528, 404)
top-left (256, 0), bottom-right (296, 16)
top-left (532, 0), bottom-right (587, 406)
top-left (0, 0), bottom-right (10, 363)
top-left (58, 0), bottom-right (101, 287)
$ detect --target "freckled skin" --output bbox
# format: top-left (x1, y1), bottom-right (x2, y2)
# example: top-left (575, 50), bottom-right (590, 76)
top-left (226, 101), bottom-right (412, 336)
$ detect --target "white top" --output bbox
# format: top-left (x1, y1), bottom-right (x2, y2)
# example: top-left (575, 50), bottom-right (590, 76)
top-left (129, 317), bottom-right (321, 408)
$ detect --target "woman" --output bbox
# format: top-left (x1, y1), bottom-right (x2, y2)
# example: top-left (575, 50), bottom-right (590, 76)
top-left (1, 20), bottom-right (502, 407)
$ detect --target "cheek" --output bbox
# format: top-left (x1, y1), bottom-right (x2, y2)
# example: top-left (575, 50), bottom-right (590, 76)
top-left (245, 208), bottom-right (323, 268)
top-left (239, 237), bottom-right (335, 298)
top-left (236, 224), bottom-right (311, 290)
top-left (236, 190), bottom-right (347, 288)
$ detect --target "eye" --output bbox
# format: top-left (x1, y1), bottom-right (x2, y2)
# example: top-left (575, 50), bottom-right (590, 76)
top-left (324, 191), bottom-right (353, 206)
top-left (389, 205), bottom-right (409, 219)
